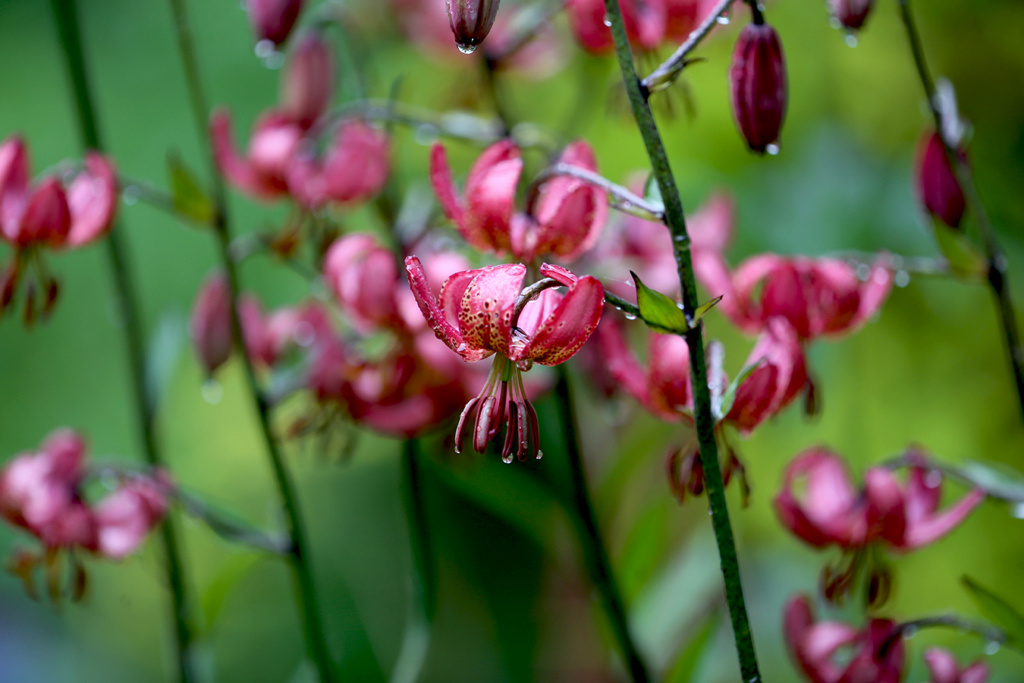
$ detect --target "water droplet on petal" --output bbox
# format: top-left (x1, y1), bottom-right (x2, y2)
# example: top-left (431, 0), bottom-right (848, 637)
top-left (603, 14), bottom-right (612, 26)
top-left (716, 12), bottom-right (730, 24)
top-left (457, 43), bottom-right (477, 54)
top-left (844, 32), bottom-right (858, 48)
top-left (624, 313), bottom-right (637, 321)
top-left (765, 143), bottom-right (780, 156)
top-left (254, 39), bottom-right (275, 59)
top-left (202, 379), bottom-right (223, 404)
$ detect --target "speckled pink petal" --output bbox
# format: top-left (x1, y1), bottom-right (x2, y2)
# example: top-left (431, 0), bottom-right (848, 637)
top-left (458, 263), bottom-right (524, 357)
top-left (521, 274), bottom-right (603, 366)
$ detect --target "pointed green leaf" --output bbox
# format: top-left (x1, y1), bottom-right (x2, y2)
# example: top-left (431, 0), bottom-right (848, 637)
top-left (692, 295), bottom-right (723, 326)
top-left (716, 360), bottom-right (763, 421)
top-left (632, 271), bottom-right (688, 334)
top-left (643, 174), bottom-right (664, 208)
top-left (933, 221), bottom-right (986, 279)
top-left (168, 153), bottom-right (215, 225)
top-left (962, 575), bottom-right (1024, 650)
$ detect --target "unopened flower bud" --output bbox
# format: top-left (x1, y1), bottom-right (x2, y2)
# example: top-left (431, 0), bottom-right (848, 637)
top-left (729, 22), bottom-right (787, 154)
top-left (916, 130), bottom-right (966, 229)
top-left (190, 272), bottom-right (233, 376)
top-left (446, 0), bottom-right (501, 54)
top-left (828, 0), bottom-right (874, 31)
top-left (281, 31), bottom-right (334, 128)
top-left (247, 0), bottom-right (305, 46)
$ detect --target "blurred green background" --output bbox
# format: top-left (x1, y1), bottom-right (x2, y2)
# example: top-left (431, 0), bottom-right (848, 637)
top-left (1, 0), bottom-right (1024, 680)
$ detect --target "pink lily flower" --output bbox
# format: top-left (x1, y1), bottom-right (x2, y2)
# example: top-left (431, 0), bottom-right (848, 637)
top-left (190, 271), bottom-right (234, 377)
top-left (323, 233), bottom-right (404, 333)
top-left (429, 139), bottom-right (607, 263)
top-left (211, 109), bottom-right (306, 201)
top-left (93, 475), bottom-right (169, 560)
top-left (286, 120), bottom-right (390, 209)
top-left (922, 648), bottom-right (990, 683)
top-left (405, 257), bottom-right (603, 461)
top-left (784, 595), bottom-right (904, 683)
top-left (565, 0), bottom-right (666, 54)
top-left (280, 31), bottom-right (335, 129)
top-left (699, 253), bottom-right (892, 341)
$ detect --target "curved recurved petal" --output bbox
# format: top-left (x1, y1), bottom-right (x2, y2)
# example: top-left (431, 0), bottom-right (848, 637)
top-left (864, 468), bottom-right (908, 547)
top-left (647, 332), bottom-right (693, 417)
top-left (902, 486), bottom-right (983, 550)
top-left (0, 136), bottom-right (29, 242)
top-left (405, 256), bottom-right (478, 361)
top-left (322, 121), bottom-right (390, 204)
top-left (596, 316), bottom-right (659, 414)
top-left (535, 185), bottom-right (599, 261)
top-left (730, 253), bottom-right (786, 333)
top-left (66, 152), bottom-right (118, 247)
top-left (457, 263), bottom-right (524, 357)
top-left (429, 142), bottom-right (465, 226)
top-left (464, 140), bottom-right (522, 252)
top-left (210, 110), bottom-right (276, 199)
top-left (521, 274), bottom-right (603, 366)
top-left (774, 449), bottom-right (864, 548)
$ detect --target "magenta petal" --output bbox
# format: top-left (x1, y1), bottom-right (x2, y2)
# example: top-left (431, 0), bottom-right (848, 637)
top-left (775, 449), bottom-right (865, 548)
top-left (0, 136), bottom-right (29, 242)
top-left (405, 256), bottom-right (477, 360)
top-left (429, 143), bottom-right (464, 226)
top-left (902, 487), bottom-right (983, 550)
top-left (864, 468), bottom-right (908, 547)
top-left (688, 191), bottom-right (735, 255)
top-left (520, 274), bottom-right (603, 366)
top-left (321, 121), bottom-right (389, 204)
top-left (923, 648), bottom-right (960, 683)
top-left (647, 332), bottom-right (693, 416)
top-left (539, 262), bottom-right (578, 287)
top-left (65, 152), bottom-right (118, 247)
top-left (961, 661), bottom-right (992, 683)
top-left (210, 110), bottom-right (273, 198)
top-left (20, 179), bottom-right (71, 248)
top-left (535, 184), bottom-right (599, 260)
top-left (597, 317), bottom-right (666, 419)
top-left (457, 263), bottom-right (525, 357)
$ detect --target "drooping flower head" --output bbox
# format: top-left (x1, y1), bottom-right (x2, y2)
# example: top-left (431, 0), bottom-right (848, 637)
top-left (429, 139), bottom-right (607, 264)
top-left (405, 257), bottom-right (603, 461)
top-left (0, 136), bottom-right (118, 323)
top-left (775, 447), bottom-right (984, 605)
top-left (784, 595), bottom-right (905, 683)
top-left (916, 129), bottom-right (967, 230)
top-left (730, 21), bottom-right (788, 154)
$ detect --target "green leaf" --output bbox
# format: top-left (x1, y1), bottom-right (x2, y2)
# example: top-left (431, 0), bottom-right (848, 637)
top-left (632, 271), bottom-right (688, 334)
top-left (666, 611), bottom-right (719, 683)
top-left (168, 152), bottom-right (215, 225)
top-left (619, 499), bottom-right (670, 601)
top-left (692, 295), bottom-right (723, 326)
top-left (643, 174), bottom-right (664, 208)
top-left (962, 575), bottom-right (1024, 650)
top-left (200, 552), bottom-right (266, 636)
top-left (716, 360), bottom-right (763, 420)
top-left (144, 309), bottom-right (186, 412)
top-left (955, 460), bottom-right (1024, 503)
top-left (933, 221), bottom-right (986, 279)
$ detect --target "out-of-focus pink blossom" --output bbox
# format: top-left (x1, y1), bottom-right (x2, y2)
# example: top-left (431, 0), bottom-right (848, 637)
top-left (565, 0), bottom-right (666, 54)
top-left (774, 448), bottom-right (984, 554)
top-left (280, 31), bottom-right (335, 128)
top-left (406, 257), bottom-right (603, 461)
top-left (829, 0), bottom-right (875, 31)
top-left (916, 130), bottom-right (966, 230)
top-left (0, 136), bottom-right (117, 250)
top-left (430, 139), bottom-right (607, 263)
top-left (93, 476), bottom-right (169, 560)
top-left (784, 595), bottom-right (904, 683)
top-left (244, 299), bottom-right (333, 369)
top-left (922, 647), bottom-right (990, 683)
top-left (700, 254), bottom-right (892, 341)
top-left (246, 0), bottom-right (305, 46)
top-left (211, 110), bottom-right (305, 201)
top-left (730, 22), bottom-right (787, 154)
top-left (323, 233), bottom-right (404, 332)
top-left (191, 271), bottom-right (234, 377)
top-left (287, 120), bottom-right (390, 208)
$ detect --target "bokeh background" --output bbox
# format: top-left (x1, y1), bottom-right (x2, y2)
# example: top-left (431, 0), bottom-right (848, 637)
top-left (1, 0), bottom-right (1024, 680)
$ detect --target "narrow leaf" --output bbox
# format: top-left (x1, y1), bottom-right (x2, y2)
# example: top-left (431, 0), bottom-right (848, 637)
top-left (168, 152), bottom-right (215, 225)
top-left (667, 611), bottom-right (720, 683)
top-left (632, 271), bottom-right (688, 334)
top-left (643, 174), bottom-right (664, 208)
top-left (962, 575), bottom-right (1024, 650)
top-left (716, 360), bottom-right (763, 421)
top-left (691, 295), bottom-right (723, 326)
top-left (144, 309), bottom-right (186, 412)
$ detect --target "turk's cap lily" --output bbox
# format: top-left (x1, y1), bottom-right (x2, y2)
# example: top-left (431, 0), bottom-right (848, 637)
top-left (323, 233), bottom-right (403, 333)
top-left (280, 31), bottom-right (335, 128)
top-left (190, 271), bottom-right (234, 377)
top-left (287, 120), bottom-right (390, 208)
top-left (0, 136), bottom-right (117, 249)
top-left (210, 109), bottom-right (305, 200)
top-left (405, 257), bottom-right (604, 366)
top-left (701, 254), bottom-right (892, 341)
top-left (784, 595), bottom-right (905, 683)
top-left (922, 647), bottom-right (990, 683)
top-left (430, 139), bottom-right (607, 263)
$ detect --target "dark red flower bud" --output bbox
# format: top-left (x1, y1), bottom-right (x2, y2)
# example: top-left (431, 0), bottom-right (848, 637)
top-left (729, 22), bottom-right (787, 154)
top-left (828, 0), bottom-right (875, 31)
top-left (446, 0), bottom-right (501, 53)
top-left (281, 31), bottom-right (334, 128)
top-left (915, 130), bottom-right (966, 229)
top-left (246, 0), bottom-right (304, 46)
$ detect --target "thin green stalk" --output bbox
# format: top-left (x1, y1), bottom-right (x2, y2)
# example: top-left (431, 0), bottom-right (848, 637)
top-left (600, 0), bottom-right (761, 680)
top-left (48, 1), bottom-right (196, 681)
top-left (164, 1), bottom-right (343, 680)
top-left (555, 367), bottom-right (650, 682)
top-left (896, 0), bottom-right (1024, 425)
top-left (390, 440), bottom-right (436, 683)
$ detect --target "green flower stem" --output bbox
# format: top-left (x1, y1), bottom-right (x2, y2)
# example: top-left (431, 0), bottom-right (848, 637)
top-left (555, 367), bottom-right (650, 682)
top-left (164, 1), bottom-right (343, 680)
top-left (896, 0), bottom-right (1024, 426)
top-left (48, 1), bottom-right (196, 680)
top-left (390, 440), bottom-right (436, 683)
top-left (600, 0), bottom-right (761, 680)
